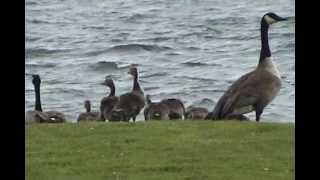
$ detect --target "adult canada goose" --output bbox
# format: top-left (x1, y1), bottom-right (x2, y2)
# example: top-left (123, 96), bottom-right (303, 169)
top-left (144, 95), bottom-right (170, 120)
top-left (185, 106), bottom-right (209, 120)
top-left (160, 98), bottom-right (185, 120)
top-left (77, 100), bottom-right (100, 122)
top-left (25, 75), bottom-right (66, 123)
top-left (99, 77), bottom-right (119, 121)
top-left (207, 12), bottom-right (287, 122)
top-left (109, 66), bottom-right (145, 122)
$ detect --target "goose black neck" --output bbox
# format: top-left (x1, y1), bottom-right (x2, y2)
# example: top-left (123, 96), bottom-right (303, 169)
top-left (86, 106), bottom-right (91, 113)
top-left (259, 20), bottom-right (271, 63)
top-left (133, 73), bottom-right (141, 92)
top-left (34, 84), bottom-right (42, 112)
top-left (108, 83), bottom-right (115, 97)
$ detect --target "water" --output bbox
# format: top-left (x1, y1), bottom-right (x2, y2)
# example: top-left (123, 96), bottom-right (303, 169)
top-left (25, 0), bottom-right (295, 123)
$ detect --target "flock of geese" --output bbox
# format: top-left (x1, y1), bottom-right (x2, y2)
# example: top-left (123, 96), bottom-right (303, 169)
top-left (25, 12), bottom-right (289, 124)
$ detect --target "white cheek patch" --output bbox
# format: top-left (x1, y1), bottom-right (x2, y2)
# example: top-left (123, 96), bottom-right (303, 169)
top-left (264, 15), bottom-right (277, 25)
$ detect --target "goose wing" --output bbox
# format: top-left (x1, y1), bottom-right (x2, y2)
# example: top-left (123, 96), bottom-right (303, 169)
top-left (100, 96), bottom-right (119, 114)
top-left (46, 111), bottom-right (66, 122)
top-left (212, 70), bottom-right (258, 118)
top-left (26, 110), bottom-right (50, 123)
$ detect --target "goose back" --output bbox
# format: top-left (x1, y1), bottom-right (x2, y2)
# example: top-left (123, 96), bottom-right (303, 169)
top-left (160, 98), bottom-right (185, 120)
top-left (144, 95), bottom-right (170, 120)
top-left (185, 106), bottom-right (209, 120)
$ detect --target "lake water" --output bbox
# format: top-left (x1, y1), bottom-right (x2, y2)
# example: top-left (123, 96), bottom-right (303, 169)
top-left (25, 0), bottom-right (295, 122)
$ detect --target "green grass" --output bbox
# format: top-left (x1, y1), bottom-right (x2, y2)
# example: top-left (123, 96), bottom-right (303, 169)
top-left (26, 120), bottom-right (294, 180)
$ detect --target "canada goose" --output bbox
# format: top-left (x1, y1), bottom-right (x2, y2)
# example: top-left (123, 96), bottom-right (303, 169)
top-left (109, 66), bottom-right (145, 122)
top-left (207, 12), bottom-right (287, 122)
top-left (77, 100), bottom-right (100, 122)
top-left (144, 95), bottom-right (170, 120)
top-left (185, 106), bottom-right (209, 120)
top-left (99, 77), bottom-right (119, 121)
top-left (25, 75), bottom-right (66, 123)
top-left (160, 98), bottom-right (185, 120)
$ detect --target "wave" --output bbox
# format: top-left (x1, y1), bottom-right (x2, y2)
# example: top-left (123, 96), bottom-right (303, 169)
top-left (145, 37), bottom-right (172, 42)
top-left (25, 36), bottom-right (41, 42)
top-left (165, 52), bottom-right (182, 56)
top-left (182, 62), bottom-right (208, 67)
top-left (124, 13), bottom-right (154, 23)
top-left (25, 63), bottom-right (57, 68)
top-left (82, 25), bottom-right (110, 30)
top-left (174, 76), bottom-right (218, 83)
top-left (26, 2), bottom-right (37, 5)
top-left (26, 19), bottom-right (51, 24)
top-left (185, 46), bottom-right (201, 51)
top-left (143, 86), bottom-right (160, 91)
top-left (141, 72), bottom-right (169, 78)
top-left (206, 17), bottom-right (247, 26)
top-left (107, 44), bottom-right (172, 52)
top-left (26, 48), bottom-right (71, 58)
top-left (88, 61), bottom-right (119, 71)
top-left (84, 44), bottom-right (172, 56)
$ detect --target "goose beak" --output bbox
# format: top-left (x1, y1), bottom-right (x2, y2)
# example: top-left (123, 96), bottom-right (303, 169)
top-left (279, 17), bottom-right (288, 21)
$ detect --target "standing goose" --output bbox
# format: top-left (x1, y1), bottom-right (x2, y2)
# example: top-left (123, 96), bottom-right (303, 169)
top-left (99, 77), bottom-right (119, 121)
top-left (109, 66), bottom-right (145, 122)
top-left (160, 98), bottom-right (185, 120)
top-left (25, 75), bottom-right (66, 123)
top-left (77, 100), bottom-right (100, 122)
top-left (208, 12), bottom-right (287, 122)
top-left (144, 95), bottom-right (170, 120)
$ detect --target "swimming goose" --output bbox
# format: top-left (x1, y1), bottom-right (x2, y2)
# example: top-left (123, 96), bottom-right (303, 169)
top-left (77, 100), bottom-right (100, 122)
top-left (25, 75), bottom-right (66, 123)
top-left (185, 106), bottom-right (209, 120)
top-left (160, 98), bottom-right (185, 120)
top-left (144, 95), bottom-right (170, 120)
top-left (99, 77), bottom-right (119, 121)
top-left (207, 12), bottom-right (287, 122)
top-left (109, 66), bottom-right (145, 122)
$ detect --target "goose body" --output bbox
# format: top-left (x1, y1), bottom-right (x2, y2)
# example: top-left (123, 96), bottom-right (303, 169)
top-left (160, 98), bottom-right (185, 120)
top-left (25, 75), bottom-right (66, 124)
top-left (144, 95), bottom-right (170, 120)
top-left (99, 78), bottom-right (119, 121)
top-left (185, 106), bottom-right (209, 120)
top-left (77, 100), bottom-right (100, 122)
top-left (109, 66), bottom-right (145, 122)
top-left (208, 12), bottom-right (287, 122)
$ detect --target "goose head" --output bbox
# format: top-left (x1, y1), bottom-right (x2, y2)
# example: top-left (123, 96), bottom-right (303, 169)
top-left (262, 12), bottom-right (287, 25)
top-left (84, 100), bottom-right (91, 112)
top-left (128, 66), bottom-right (138, 77)
top-left (101, 77), bottom-right (114, 87)
top-left (32, 74), bottom-right (41, 86)
top-left (146, 94), bottom-right (152, 104)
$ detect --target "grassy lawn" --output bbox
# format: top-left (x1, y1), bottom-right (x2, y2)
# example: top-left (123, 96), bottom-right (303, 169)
top-left (26, 120), bottom-right (294, 180)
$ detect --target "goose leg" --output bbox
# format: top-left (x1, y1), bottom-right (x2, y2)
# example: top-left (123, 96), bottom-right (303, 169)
top-left (255, 108), bottom-right (264, 122)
